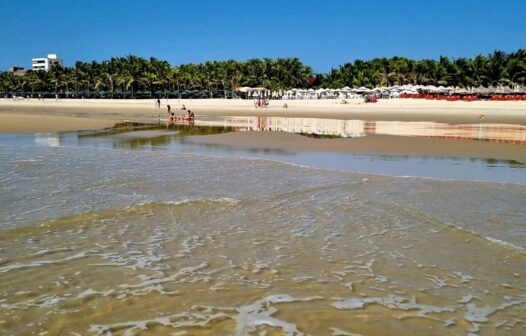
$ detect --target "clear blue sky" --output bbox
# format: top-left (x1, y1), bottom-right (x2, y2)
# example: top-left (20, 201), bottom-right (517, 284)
top-left (1, 0), bottom-right (525, 73)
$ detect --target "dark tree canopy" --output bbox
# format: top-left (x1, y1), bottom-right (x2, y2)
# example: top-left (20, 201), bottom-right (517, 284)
top-left (1, 50), bottom-right (525, 98)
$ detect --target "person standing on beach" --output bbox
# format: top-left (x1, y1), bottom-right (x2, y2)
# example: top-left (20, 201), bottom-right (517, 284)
top-left (167, 112), bottom-right (175, 128)
top-left (167, 105), bottom-right (171, 115)
top-left (156, 98), bottom-right (161, 109)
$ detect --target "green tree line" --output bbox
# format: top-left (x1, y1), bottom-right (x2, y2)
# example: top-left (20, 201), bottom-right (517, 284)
top-left (1, 50), bottom-right (525, 98)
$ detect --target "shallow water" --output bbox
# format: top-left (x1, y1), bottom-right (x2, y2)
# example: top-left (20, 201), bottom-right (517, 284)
top-left (1, 117), bottom-right (526, 184)
top-left (0, 145), bottom-right (525, 335)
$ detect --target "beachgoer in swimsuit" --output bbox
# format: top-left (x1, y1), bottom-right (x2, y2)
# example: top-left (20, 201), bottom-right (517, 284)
top-left (167, 112), bottom-right (175, 128)
top-left (185, 110), bottom-right (195, 120)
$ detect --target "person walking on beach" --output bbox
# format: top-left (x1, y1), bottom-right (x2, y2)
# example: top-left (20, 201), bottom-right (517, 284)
top-left (167, 104), bottom-right (171, 114)
top-left (156, 98), bottom-right (161, 109)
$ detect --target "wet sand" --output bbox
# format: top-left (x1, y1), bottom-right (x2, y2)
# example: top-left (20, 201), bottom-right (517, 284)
top-left (0, 111), bottom-right (117, 133)
top-left (1, 99), bottom-right (525, 162)
top-left (1, 100), bottom-right (525, 335)
top-left (1, 98), bottom-right (526, 125)
top-left (1, 146), bottom-right (525, 335)
top-left (186, 131), bottom-right (526, 163)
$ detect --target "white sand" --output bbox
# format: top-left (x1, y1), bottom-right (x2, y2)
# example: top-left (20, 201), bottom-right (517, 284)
top-left (1, 98), bottom-right (525, 125)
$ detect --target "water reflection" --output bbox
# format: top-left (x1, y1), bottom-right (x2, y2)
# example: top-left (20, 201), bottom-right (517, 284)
top-left (5, 116), bottom-right (523, 184)
top-left (70, 117), bottom-right (526, 146)
top-left (196, 116), bottom-right (526, 144)
top-left (34, 133), bottom-right (61, 147)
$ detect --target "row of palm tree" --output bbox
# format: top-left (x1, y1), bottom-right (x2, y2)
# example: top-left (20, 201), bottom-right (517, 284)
top-left (1, 50), bottom-right (525, 98)
top-left (0, 56), bottom-right (312, 98)
top-left (319, 50), bottom-right (526, 89)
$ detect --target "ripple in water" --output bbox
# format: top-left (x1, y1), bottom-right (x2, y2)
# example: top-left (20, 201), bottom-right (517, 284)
top-left (0, 146), bottom-right (525, 335)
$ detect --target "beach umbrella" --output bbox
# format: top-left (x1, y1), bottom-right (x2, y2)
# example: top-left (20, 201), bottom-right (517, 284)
top-left (356, 87), bottom-right (369, 93)
top-left (237, 87), bottom-right (252, 93)
top-left (423, 85), bottom-right (436, 92)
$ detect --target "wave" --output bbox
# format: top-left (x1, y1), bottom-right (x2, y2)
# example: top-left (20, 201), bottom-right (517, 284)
top-left (446, 224), bottom-right (526, 253)
top-left (0, 197), bottom-right (242, 235)
top-left (129, 197), bottom-right (240, 208)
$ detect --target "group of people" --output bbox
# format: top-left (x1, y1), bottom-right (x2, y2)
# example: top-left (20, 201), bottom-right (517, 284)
top-left (167, 104), bottom-right (194, 127)
top-left (253, 97), bottom-right (269, 108)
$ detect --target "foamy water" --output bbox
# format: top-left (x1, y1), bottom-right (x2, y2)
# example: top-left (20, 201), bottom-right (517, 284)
top-left (0, 146), bottom-right (525, 335)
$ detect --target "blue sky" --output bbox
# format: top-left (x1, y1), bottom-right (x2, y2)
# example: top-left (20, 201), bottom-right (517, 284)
top-left (1, 0), bottom-right (525, 72)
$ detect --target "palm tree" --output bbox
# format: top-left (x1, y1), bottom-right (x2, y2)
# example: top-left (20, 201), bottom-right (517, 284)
top-left (139, 72), bottom-right (161, 96)
top-left (116, 72), bottom-right (134, 98)
top-left (168, 68), bottom-right (182, 98)
top-left (485, 51), bottom-right (508, 86)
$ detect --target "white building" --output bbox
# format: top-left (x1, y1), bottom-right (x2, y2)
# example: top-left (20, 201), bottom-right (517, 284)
top-left (32, 53), bottom-right (63, 71)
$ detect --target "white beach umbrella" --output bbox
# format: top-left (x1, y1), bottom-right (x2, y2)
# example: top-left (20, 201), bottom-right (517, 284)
top-left (454, 88), bottom-right (468, 94)
top-left (356, 87), bottom-right (369, 93)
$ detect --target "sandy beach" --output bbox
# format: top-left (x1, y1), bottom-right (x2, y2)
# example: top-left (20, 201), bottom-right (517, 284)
top-left (0, 111), bottom-right (117, 133)
top-left (1, 98), bottom-right (526, 128)
top-left (1, 98), bottom-right (525, 162)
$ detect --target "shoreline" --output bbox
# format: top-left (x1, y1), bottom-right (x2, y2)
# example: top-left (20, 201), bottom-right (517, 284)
top-left (1, 98), bottom-right (525, 163)
top-left (1, 98), bottom-right (526, 126)
top-left (186, 131), bottom-right (526, 164)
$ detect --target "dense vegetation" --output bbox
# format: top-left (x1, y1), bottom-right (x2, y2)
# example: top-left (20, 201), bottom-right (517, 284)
top-left (1, 50), bottom-right (525, 98)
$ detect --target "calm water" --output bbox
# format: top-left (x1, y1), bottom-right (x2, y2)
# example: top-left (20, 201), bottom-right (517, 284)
top-left (1, 117), bottom-right (525, 335)
top-left (1, 117), bottom-right (526, 184)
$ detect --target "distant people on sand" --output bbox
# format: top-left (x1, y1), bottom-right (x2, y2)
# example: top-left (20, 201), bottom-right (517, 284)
top-left (283, 103), bottom-right (288, 108)
top-left (156, 98), bottom-right (161, 109)
top-left (184, 110), bottom-right (194, 120)
top-left (167, 112), bottom-right (176, 128)
top-left (181, 104), bottom-right (186, 110)
top-left (253, 96), bottom-right (269, 108)
top-left (167, 105), bottom-right (171, 114)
